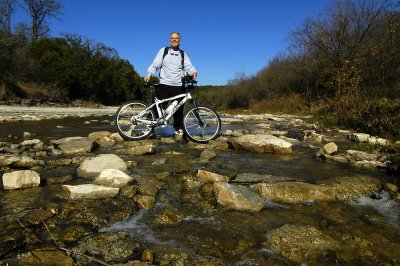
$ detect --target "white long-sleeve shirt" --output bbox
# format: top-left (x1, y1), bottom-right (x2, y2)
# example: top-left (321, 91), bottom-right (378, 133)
top-left (147, 47), bottom-right (196, 86)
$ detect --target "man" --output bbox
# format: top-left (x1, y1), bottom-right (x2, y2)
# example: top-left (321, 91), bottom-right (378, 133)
top-left (144, 32), bottom-right (197, 135)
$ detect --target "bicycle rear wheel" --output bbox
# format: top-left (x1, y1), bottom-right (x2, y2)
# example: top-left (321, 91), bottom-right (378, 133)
top-left (115, 101), bottom-right (155, 140)
top-left (183, 106), bottom-right (221, 143)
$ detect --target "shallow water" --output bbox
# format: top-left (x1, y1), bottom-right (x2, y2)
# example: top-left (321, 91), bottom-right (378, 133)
top-left (0, 116), bottom-right (399, 264)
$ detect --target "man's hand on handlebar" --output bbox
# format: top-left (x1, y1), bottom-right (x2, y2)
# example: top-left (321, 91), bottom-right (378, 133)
top-left (144, 75), bottom-right (151, 83)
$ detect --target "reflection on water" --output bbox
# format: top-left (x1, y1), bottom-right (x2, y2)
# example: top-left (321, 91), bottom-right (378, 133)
top-left (0, 115), bottom-right (115, 143)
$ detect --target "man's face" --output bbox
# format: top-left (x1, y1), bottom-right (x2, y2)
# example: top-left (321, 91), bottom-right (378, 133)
top-left (170, 33), bottom-right (181, 47)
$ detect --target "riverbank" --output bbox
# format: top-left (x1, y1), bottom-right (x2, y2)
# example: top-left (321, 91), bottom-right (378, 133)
top-left (0, 104), bottom-right (118, 121)
top-left (0, 105), bottom-right (118, 118)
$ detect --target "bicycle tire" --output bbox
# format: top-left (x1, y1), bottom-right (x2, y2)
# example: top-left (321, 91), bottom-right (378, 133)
top-left (115, 101), bottom-right (155, 141)
top-left (183, 106), bottom-right (221, 143)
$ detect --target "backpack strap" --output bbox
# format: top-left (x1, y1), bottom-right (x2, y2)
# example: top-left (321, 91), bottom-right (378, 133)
top-left (162, 46), bottom-right (184, 69)
top-left (162, 47), bottom-right (169, 60)
top-left (179, 49), bottom-right (185, 69)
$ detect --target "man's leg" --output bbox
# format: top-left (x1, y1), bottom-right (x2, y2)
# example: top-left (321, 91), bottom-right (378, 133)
top-left (170, 86), bottom-right (184, 131)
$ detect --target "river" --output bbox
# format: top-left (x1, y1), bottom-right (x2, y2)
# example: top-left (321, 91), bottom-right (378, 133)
top-left (0, 111), bottom-right (399, 265)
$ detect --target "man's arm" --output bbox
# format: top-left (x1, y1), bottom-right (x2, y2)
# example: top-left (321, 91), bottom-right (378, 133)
top-left (144, 48), bottom-right (164, 82)
top-left (183, 53), bottom-right (197, 80)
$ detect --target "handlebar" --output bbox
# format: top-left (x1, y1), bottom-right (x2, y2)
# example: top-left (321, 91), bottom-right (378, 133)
top-left (181, 74), bottom-right (197, 85)
top-left (144, 74), bottom-right (197, 88)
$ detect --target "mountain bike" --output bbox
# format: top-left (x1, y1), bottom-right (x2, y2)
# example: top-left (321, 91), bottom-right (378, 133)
top-left (115, 75), bottom-right (221, 143)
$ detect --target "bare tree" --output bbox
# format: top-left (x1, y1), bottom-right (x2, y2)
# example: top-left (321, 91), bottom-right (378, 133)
top-left (289, 0), bottom-right (398, 97)
top-left (21, 0), bottom-right (62, 40)
top-left (0, 0), bottom-right (15, 36)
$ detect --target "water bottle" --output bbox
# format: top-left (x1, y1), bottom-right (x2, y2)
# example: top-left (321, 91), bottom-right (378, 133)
top-left (165, 100), bottom-right (178, 116)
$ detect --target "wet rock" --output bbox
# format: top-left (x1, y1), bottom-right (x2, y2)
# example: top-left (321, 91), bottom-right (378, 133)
top-left (279, 135), bottom-right (301, 145)
top-left (58, 137), bottom-right (95, 154)
top-left (97, 136), bottom-right (115, 147)
top-left (71, 231), bottom-right (141, 265)
top-left (213, 182), bottom-right (265, 212)
top-left (50, 148), bottom-right (64, 156)
top-left (263, 224), bottom-right (339, 263)
top-left (56, 224), bottom-right (91, 243)
top-left (46, 174), bottom-right (74, 184)
top-left (230, 134), bottom-right (292, 154)
top-left (233, 173), bottom-right (298, 183)
top-left (62, 184), bottom-right (119, 200)
top-left (7, 246), bottom-right (74, 265)
top-left (20, 139), bottom-right (44, 150)
top-left (222, 129), bottom-right (247, 137)
top-left (320, 142), bottom-right (338, 156)
top-left (384, 182), bottom-right (398, 193)
top-left (94, 169), bottom-right (133, 188)
top-left (346, 150), bottom-right (377, 161)
top-left (317, 175), bottom-right (381, 201)
top-left (153, 208), bottom-right (184, 225)
top-left (59, 198), bottom-right (134, 228)
top-left (88, 130), bottom-right (112, 140)
top-left (117, 144), bottom-right (156, 155)
top-left (200, 149), bottom-right (217, 161)
top-left (348, 133), bottom-right (370, 143)
top-left (133, 175), bottom-right (162, 196)
top-left (0, 154), bottom-right (19, 166)
top-left (196, 169), bottom-right (230, 182)
top-left (20, 208), bottom-right (54, 226)
top-left (23, 132), bottom-right (31, 139)
top-left (2, 170), bottom-right (40, 190)
top-left (368, 136), bottom-right (388, 145)
top-left (251, 182), bottom-right (336, 203)
top-left (323, 154), bottom-right (349, 164)
top-left (133, 194), bottom-right (155, 209)
top-left (394, 193), bottom-right (400, 201)
top-left (77, 154), bottom-right (127, 178)
top-left (119, 185), bottom-right (138, 198)
top-left (0, 154), bottom-right (44, 168)
top-left (13, 155), bottom-right (44, 168)
top-left (46, 157), bottom-right (72, 166)
top-left (152, 158), bottom-right (167, 165)
top-left (141, 249), bottom-right (154, 263)
top-left (209, 139), bottom-right (230, 149)
top-left (152, 247), bottom-right (189, 265)
top-left (110, 132), bottom-right (124, 142)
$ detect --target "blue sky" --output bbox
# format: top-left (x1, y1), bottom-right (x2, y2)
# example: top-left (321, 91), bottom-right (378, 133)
top-left (15, 0), bottom-right (332, 85)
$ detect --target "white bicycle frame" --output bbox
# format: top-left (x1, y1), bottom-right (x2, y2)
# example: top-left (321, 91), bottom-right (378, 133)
top-left (134, 90), bottom-right (194, 127)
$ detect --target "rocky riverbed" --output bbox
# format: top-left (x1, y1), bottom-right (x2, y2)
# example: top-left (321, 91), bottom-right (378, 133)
top-left (0, 106), bottom-right (399, 265)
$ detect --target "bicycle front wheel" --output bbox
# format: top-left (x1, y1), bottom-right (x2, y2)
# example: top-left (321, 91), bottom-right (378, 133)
top-left (183, 106), bottom-right (221, 143)
top-left (115, 101), bottom-right (155, 141)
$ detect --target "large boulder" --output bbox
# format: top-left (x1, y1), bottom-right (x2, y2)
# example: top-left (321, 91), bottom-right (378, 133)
top-left (2, 170), bottom-right (40, 190)
top-left (71, 232), bottom-right (141, 264)
top-left (251, 182), bottom-right (336, 203)
top-left (77, 154), bottom-right (127, 178)
top-left (94, 169), bottom-right (133, 188)
top-left (0, 155), bottom-right (44, 168)
top-left (263, 224), bottom-right (339, 263)
top-left (196, 169), bottom-right (230, 183)
top-left (62, 184), bottom-right (119, 200)
top-left (230, 134), bottom-right (292, 154)
top-left (213, 182), bottom-right (264, 212)
top-left (317, 175), bottom-right (381, 201)
top-left (58, 137), bottom-right (95, 154)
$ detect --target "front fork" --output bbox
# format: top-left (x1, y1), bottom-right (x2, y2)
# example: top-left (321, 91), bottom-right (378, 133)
top-left (190, 100), bottom-right (205, 127)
